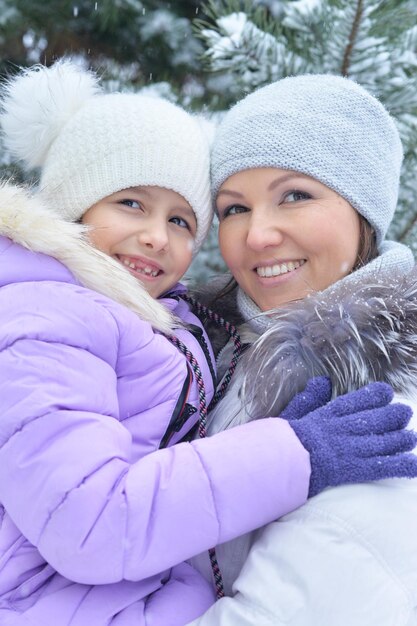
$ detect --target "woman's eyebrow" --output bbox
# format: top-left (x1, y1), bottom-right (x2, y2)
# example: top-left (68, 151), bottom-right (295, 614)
top-left (216, 189), bottom-right (244, 198)
top-left (268, 172), bottom-right (309, 191)
top-left (218, 172), bottom-right (311, 197)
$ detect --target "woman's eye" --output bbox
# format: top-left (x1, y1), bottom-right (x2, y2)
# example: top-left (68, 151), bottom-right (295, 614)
top-left (283, 190), bottom-right (312, 203)
top-left (221, 204), bottom-right (248, 218)
top-left (119, 199), bottom-right (141, 209)
top-left (170, 216), bottom-right (190, 230)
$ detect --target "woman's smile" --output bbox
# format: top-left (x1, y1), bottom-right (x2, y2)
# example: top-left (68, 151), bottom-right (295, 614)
top-left (218, 168), bottom-right (360, 311)
top-left (255, 259), bottom-right (306, 279)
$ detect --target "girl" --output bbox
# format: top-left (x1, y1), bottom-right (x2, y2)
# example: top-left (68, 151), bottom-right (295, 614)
top-left (189, 74), bottom-right (417, 625)
top-left (0, 62), bottom-right (415, 626)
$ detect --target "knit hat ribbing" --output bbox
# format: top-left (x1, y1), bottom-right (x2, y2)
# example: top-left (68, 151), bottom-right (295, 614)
top-left (211, 74), bottom-right (403, 245)
top-left (1, 60), bottom-right (212, 251)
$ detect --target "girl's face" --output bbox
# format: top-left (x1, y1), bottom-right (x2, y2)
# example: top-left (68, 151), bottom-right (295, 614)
top-left (82, 186), bottom-right (196, 298)
top-left (217, 168), bottom-right (361, 311)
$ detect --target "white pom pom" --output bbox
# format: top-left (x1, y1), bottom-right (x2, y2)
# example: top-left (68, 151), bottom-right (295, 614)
top-left (1, 59), bottom-right (101, 169)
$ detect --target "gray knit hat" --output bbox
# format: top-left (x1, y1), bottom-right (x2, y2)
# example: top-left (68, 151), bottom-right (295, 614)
top-left (211, 74), bottom-right (403, 245)
top-left (1, 60), bottom-right (212, 251)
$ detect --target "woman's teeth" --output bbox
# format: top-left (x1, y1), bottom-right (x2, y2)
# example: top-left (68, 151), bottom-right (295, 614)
top-left (256, 259), bottom-right (305, 277)
top-left (122, 258), bottom-right (160, 277)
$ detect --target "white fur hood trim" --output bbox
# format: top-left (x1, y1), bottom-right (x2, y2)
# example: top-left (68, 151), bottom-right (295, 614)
top-left (0, 183), bottom-right (175, 333)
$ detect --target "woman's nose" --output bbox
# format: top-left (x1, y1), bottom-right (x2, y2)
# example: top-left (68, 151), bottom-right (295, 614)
top-left (246, 215), bottom-right (284, 251)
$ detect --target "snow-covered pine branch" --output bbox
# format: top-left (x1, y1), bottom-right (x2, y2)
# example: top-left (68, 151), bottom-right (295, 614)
top-left (197, 0), bottom-right (417, 254)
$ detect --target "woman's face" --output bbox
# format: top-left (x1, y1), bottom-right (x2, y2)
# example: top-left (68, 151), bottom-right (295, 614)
top-left (217, 168), bottom-right (361, 311)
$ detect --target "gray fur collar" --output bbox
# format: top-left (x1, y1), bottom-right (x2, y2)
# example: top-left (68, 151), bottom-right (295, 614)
top-left (238, 265), bottom-right (417, 418)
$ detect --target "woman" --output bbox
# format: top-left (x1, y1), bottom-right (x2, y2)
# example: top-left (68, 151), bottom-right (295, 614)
top-left (189, 74), bottom-right (417, 625)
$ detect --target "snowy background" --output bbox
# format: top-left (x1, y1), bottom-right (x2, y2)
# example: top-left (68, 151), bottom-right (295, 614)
top-left (0, 0), bottom-right (416, 282)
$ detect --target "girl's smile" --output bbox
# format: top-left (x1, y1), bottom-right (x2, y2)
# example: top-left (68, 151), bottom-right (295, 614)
top-left (117, 254), bottom-right (163, 280)
top-left (82, 186), bottom-right (196, 298)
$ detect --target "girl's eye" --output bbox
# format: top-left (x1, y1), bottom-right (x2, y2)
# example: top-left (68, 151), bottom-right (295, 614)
top-left (283, 190), bottom-right (312, 203)
top-left (220, 204), bottom-right (248, 219)
top-left (170, 216), bottom-right (190, 230)
top-left (119, 199), bottom-right (141, 209)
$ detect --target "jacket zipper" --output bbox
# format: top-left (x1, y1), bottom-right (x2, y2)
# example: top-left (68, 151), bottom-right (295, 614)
top-left (159, 365), bottom-right (194, 448)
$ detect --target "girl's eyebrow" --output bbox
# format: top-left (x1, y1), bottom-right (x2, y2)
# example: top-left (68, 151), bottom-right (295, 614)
top-left (115, 188), bottom-right (195, 217)
top-left (123, 186), bottom-right (151, 196)
top-left (178, 205), bottom-right (196, 219)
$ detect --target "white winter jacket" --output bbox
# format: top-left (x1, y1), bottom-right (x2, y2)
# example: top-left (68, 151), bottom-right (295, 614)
top-left (190, 253), bottom-right (417, 625)
top-left (191, 402), bottom-right (417, 625)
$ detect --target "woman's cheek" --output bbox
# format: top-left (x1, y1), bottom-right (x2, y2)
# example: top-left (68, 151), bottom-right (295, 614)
top-left (218, 223), bottom-right (236, 267)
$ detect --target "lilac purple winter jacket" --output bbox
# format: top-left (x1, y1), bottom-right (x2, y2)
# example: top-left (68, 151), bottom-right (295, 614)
top-left (0, 185), bottom-right (310, 626)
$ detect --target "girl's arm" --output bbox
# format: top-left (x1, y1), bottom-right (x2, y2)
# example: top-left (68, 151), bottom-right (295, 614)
top-left (0, 282), bottom-right (310, 585)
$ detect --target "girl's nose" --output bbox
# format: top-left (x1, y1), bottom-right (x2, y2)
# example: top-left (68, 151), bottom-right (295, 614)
top-left (136, 219), bottom-right (169, 252)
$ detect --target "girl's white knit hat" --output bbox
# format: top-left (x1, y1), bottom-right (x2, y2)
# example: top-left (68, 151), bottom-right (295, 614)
top-left (211, 74), bottom-right (403, 246)
top-left (1, 60), bottom-right (212, 251)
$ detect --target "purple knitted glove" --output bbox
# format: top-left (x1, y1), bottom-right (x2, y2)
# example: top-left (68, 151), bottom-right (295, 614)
top-left (280, 377), bottom-right (332, 421)
top-left (283, 382), bottom-right (417, 497)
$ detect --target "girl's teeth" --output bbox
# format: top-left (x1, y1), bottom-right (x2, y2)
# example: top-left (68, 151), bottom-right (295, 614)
top-left (135, 266), bottom-right (159, 277)
top-left (121, 258), bottom-right (159, 277)
top-left (256, 259), bottom-right (305, 277)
